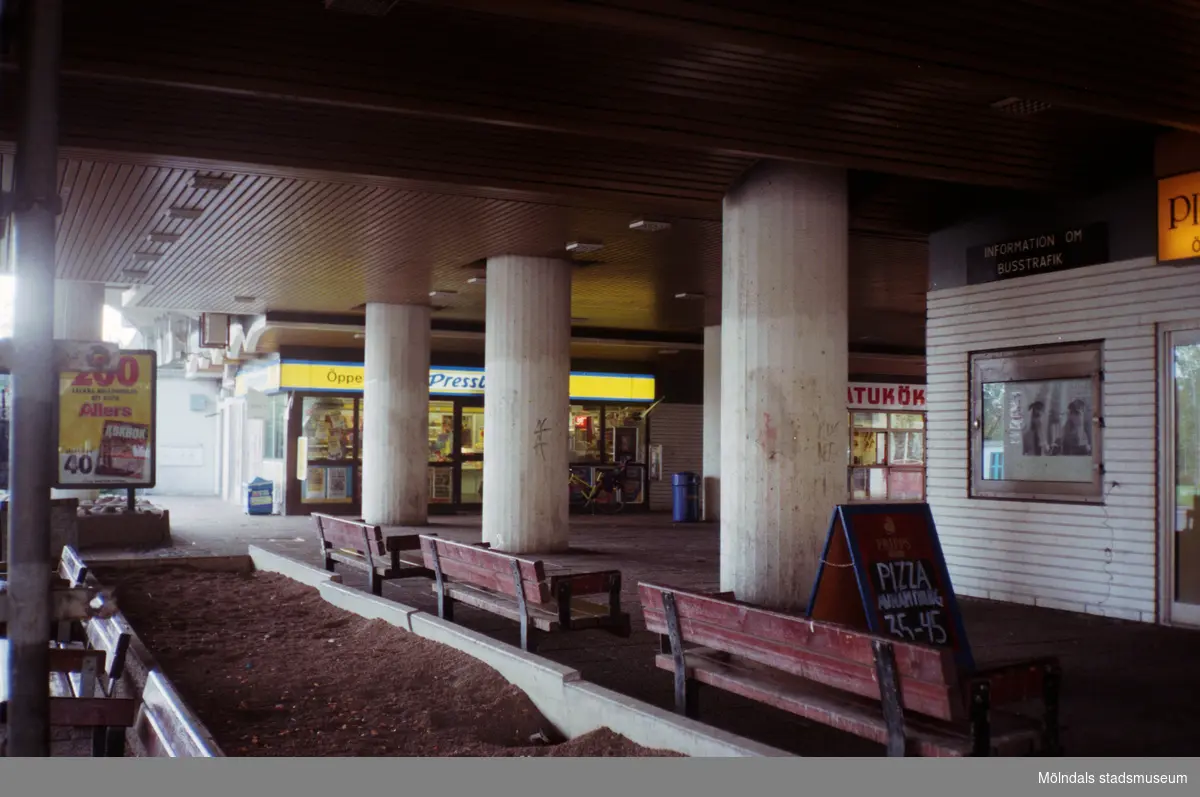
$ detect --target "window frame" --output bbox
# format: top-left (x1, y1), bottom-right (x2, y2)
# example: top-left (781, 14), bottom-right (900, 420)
top-left (969, 341), bottom-right (1104, 503)
top-left (848, 410), bottom-right (926, 502)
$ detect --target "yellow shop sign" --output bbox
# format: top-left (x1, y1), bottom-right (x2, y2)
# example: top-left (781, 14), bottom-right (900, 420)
top-left (1158, 171), bottom-right (1200, 263)
top-left (238, 360), bottom-right (655, 402)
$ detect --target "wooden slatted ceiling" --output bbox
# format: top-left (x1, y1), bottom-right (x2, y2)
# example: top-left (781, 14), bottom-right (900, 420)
top-left (36, 0), bottom-right (1154, 192)
top-left (1, 154), bottom-right (930, 343)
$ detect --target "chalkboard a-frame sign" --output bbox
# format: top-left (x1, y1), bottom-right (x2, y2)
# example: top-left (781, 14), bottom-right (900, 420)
top-left (806, 503), bottom-right (975, 672)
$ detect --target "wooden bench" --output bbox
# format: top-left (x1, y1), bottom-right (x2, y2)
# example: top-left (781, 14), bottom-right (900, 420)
top-left (419, 534), bottom-right (632, 652)
top-left (134, 670), bottom-right (223, 757)
top-left (639, 583), bottom-right (1061, 757)
top-left (313, 513), bottom-right (432, 595)
top-left (0, 639), bottom-right (139, 757)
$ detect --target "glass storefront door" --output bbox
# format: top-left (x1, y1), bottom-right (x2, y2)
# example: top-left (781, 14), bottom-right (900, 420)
top-left (459, 404), bottom-right (484, 505)
top-left (848, 410), bottom-right (926, 502)
top-left (298, 395), bottom-right (357, 507)
top-left (1164, 329), bottom-right (1200, 626)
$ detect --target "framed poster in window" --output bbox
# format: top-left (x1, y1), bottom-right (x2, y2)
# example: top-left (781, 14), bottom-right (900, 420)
top-left (969, 341), bottom-right (1104, 502)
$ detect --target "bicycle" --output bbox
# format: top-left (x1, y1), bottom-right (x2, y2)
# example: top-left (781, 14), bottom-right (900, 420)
top-left (568, 458), bottom-right (633, 514)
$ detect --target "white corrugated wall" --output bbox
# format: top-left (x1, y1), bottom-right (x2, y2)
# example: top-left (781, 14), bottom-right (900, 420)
top-left (925, 255), bottom-right (1197, 624)
top-left (648, 403), bottom-right (704, 511)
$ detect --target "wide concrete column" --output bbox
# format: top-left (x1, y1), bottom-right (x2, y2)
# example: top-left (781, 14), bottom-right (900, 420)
top-left (53, 280), bottom-right (105, 340)
top-left (361, 303), bottom-right (431, 526)
top-left (720, 161), bottom-right (849, 611)
top-left (482, 255), bottom-right (571, 553)
top-left (702, 324), bottom-right (721, 522)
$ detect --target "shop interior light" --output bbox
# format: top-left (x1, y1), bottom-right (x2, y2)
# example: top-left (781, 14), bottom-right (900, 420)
top-left (629, 218), bottom-right (672, 233)
top-left (566, 240), bottom-right (604, 254)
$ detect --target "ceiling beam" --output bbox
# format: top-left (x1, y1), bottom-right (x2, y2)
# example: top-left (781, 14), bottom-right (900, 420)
top-left (412, 0), bottom-right (1200, 134)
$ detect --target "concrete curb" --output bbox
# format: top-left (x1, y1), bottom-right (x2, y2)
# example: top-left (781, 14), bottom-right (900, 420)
top-left (248, 545), bottom-right (343, 587)
top-left (251, 549), bottom-right (791, 757)
top-left (561, 681), bottom-right (792, 757)
top-left (318, 580), bottom-right (418, 631)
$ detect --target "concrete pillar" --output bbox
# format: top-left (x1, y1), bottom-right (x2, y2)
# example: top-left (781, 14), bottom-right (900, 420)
top-left (53, 280), bottom-right (105, 340)
top-left (482, 255), bottom-right (571, 553)
top-left (361, 303), bottom-right (431, 526)
top-left (720, 161), bottom-right (849, 611)
top-left (702, 324), bottom-right (721, 522)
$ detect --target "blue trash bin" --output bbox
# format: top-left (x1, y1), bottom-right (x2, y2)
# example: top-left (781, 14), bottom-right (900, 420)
top-left (245, 477), bottom-right (274, 516)
top-left (672, 472), bottom-right (700, 523)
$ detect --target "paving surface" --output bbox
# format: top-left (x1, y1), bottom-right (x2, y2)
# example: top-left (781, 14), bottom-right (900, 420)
top-left (88, 496), bottom-right (1200, 756)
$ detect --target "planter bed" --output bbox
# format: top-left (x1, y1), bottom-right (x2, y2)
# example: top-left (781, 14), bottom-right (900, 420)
top-left (93, 564), bottom-right (679, 757)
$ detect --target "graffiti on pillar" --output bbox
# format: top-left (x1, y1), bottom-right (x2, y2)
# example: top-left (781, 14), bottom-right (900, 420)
top-left (533, 418), bottom-right (550, 460)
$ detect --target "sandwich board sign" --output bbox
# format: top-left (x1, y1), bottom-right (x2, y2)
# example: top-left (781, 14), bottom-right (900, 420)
top-left (806, 503), bottom-right (975, 671)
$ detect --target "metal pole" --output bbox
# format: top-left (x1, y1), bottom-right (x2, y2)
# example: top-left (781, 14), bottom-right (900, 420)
top-left (6, 0), bottom-right (64, 757)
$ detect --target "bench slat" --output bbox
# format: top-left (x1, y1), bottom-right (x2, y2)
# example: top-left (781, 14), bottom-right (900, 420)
top-left (314, 514), bottom-right (387, 558)
top-left (135, 670), bottom-right (224, 757)
top-left (656, 649), bottom-right (1040, 757)
top-left (420, 536), bottom-right (549, 604)
top-left (639, 582), bottom-right (963, 723)
top-left (432, 582), bottom-right (619, 631)
top-left (0, 697), bottom-right (138, 728)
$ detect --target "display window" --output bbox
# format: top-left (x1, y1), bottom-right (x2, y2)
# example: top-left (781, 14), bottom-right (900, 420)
top-left (299, 396), bottom-right (356, 505)
top-left (848, 410), bottom-right (926, 502)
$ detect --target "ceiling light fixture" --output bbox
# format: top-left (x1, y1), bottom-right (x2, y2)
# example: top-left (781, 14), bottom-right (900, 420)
top-left (121, 268), bottom-right (151, 280)
top-left (566, 240), bottom-right (604, 254)
top-left (131, 252), bottom-right (163, 262)
top-left (147, 232), bottom-right (182, 244)
top-left (467, 277), bottom-right (486, 285)
top-left (166, 207), bottom-right (204, 220)
top-left (233, 295), bottom-right (256, 303)
top-left (629, 219), bottom-right (672, 233)
top-left (191, 175), bottom-right (233, 191)
top-left (673, 292), bottom-right (705, 300)
top-left (429, 290), bottom-right (458, 297)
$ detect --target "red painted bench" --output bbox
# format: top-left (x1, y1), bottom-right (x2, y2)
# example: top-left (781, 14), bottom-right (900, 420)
top-left (312, 513), bottom-right (434, 595)
top-left (419, 535), bottom-right (632, 652)
top-left (639, 582), bottom-right (1061, 757)
top-left (1, 548), bottom-right (136, 757)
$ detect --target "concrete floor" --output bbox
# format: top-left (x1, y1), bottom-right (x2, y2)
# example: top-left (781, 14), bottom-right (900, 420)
top-left (95, 496), bottom-right (1200, 756)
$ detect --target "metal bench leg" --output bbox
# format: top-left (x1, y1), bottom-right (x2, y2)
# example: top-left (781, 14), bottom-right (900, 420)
top-left (607, 572), bottom-right (631, 638)
top-left (370, 570), bottom-right (383, 596)
top-left (430, 544), bottom-right (454, 623)
top-left (1042, 663), bottom-right (1062, 755)
top-left (512, 560), bottom-right (533, 653)
top-left (556, 580), bottom-right (573, 632)
top-left (92, 726), bottom-right (109, 757)
top-left (661, 592), bottom-right (697, 719)
top-left (969, 681), bottom-right (992, 757)
top-left (872, 640), bottom-right (908, 757)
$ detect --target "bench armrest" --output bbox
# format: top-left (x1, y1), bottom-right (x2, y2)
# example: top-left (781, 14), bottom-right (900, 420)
top-left (966, 657), bottom-right (1060, 708)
